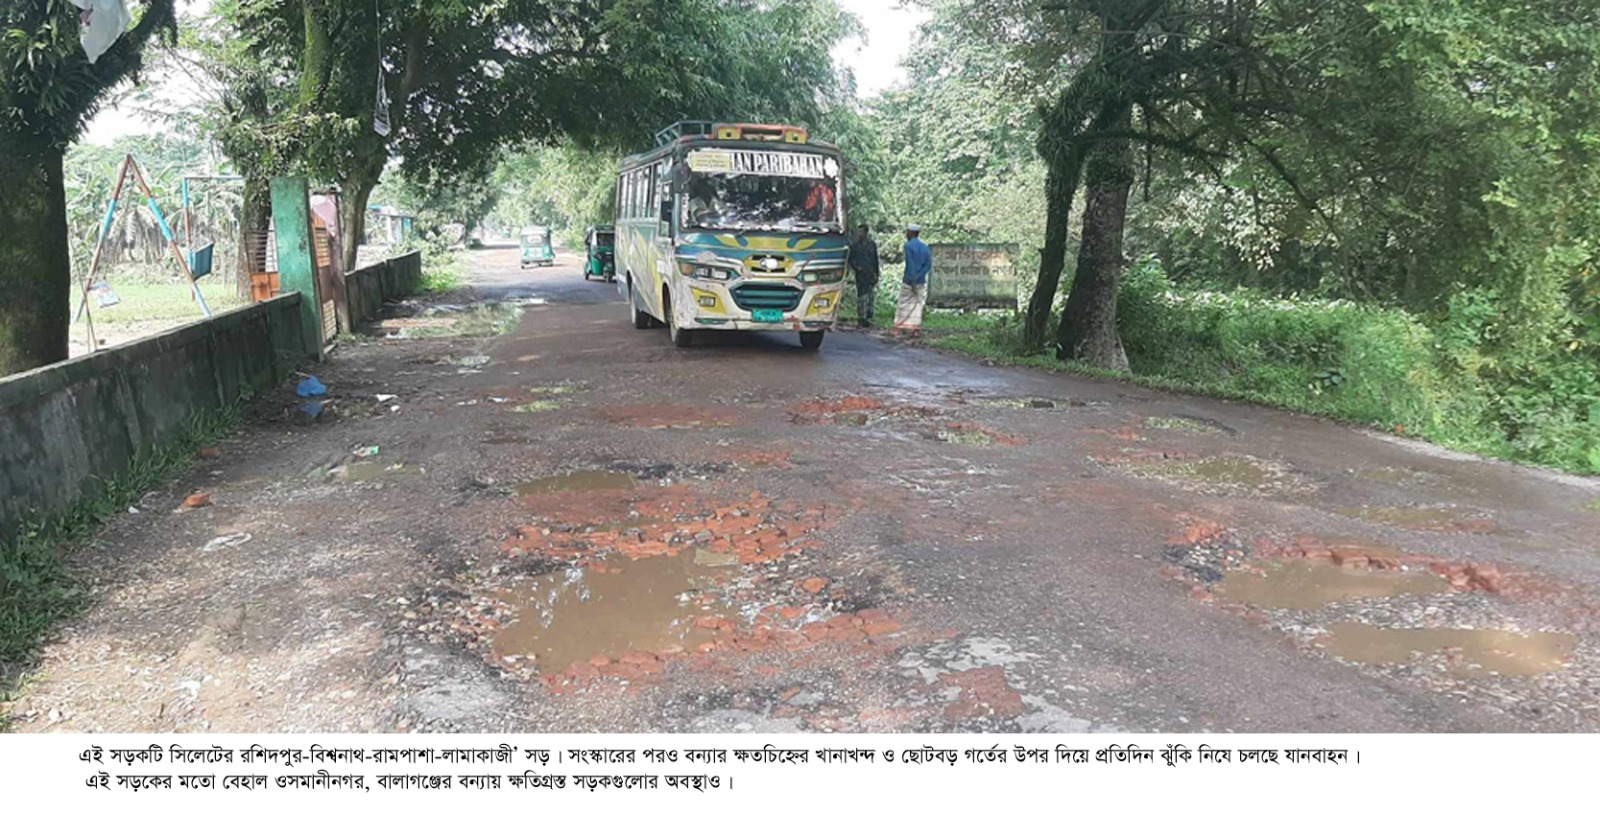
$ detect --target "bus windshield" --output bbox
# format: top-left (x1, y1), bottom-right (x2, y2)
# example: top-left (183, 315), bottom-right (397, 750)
top-left (681, 149), bottom-right (842, 233)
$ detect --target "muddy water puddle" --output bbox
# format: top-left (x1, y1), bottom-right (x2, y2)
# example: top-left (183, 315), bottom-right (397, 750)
top-left (1323, 623), bottom-right (1576, 677)
top-left (338, 461), bottom-right (417, 481)
top-left (1217, 559), bottom-right (1449, 611)
top-left (1145, 415), bottom-right (1233, 436)
top-left (490, 556), bottom-right (729, 672)
top-left (516, 470), bottom-right (638, 497)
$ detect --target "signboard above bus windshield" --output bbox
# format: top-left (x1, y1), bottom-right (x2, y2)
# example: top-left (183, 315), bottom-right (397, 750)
top-left (681, 146), bottom-right (842, 233)
top-left (687, 149), bottom-right (837, 180)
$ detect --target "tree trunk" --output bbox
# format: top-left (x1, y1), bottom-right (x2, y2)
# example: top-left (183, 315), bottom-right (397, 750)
top-left (1057, 107), bottom-right (1135, 371)
top-left (340, 179), bottom-right (376, 274)
top-left (0, 135), bottom-right (72, 376)
top-left (1023, 148), bottom-right (1087, 350)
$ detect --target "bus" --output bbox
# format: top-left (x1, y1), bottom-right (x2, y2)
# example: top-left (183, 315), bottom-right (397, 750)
top-left (614, 121), bottom-right (848, 350)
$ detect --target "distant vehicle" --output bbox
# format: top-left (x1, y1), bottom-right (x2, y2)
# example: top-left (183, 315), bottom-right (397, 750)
top-left (585, 226), bottom-right (616, 282)
top-left (520, 226), bottom-right (555, 267)
top-left (614, 120), bottom-right (847, 350)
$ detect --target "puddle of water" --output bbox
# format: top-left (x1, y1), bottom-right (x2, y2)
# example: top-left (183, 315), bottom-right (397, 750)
top-left (1146, 415), bottom-right (1226, 435)
top-left (491, 557), bottom-right (728, 672)
top-left (1216, 559), bottom-right (1449, 610)
top-left (515, 400), bottom-right (566, 412)
top-left (1323, 622), bottom-right (1576, 677)
top-left (516, 470), bottom-right (638, 496)
top-left (936, 429), bottom-right (992, 446)
top-left (1146, 456), bottom-right (1272, 488)
top-left (529, 382), bottom-right (586, 396)
top-left (983, 398), bottom-right (1061, 410)
top-left (339, 461), bottom-right (415, 481)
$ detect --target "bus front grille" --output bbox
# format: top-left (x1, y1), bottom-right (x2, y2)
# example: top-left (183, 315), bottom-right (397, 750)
top-left (732, 283), bottom-right (802, 312)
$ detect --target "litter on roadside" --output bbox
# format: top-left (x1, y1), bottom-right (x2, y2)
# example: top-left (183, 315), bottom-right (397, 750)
top-left (296, 376), bottom-right (328, 397)
top-left (202, 533), bottom-right (252, 553)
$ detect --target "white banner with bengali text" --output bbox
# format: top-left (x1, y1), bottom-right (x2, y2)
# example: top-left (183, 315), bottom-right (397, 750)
top-left (0, 732), bottom-right (1589, 812)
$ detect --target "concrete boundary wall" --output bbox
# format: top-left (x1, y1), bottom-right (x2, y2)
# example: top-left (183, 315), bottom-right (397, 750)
top-left (345, 251), bottom-right (424, 328)
top-left (0, 294), bottom-right (305, 536)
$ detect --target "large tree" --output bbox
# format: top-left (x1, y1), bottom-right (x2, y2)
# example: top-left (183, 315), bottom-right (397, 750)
top-left (214, 0), bottom-right (855, 275)
top-left (1, 0), bottom-right (177, 376)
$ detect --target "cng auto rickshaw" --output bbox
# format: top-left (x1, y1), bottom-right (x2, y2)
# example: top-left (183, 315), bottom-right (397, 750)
top-left (519, 226), bottom-right (555, 267)
top-left (584, 225), bottom-right (616, 282)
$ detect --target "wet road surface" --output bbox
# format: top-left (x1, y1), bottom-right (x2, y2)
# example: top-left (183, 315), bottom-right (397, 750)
top-left (11, 244), bottom-right (1600, 733)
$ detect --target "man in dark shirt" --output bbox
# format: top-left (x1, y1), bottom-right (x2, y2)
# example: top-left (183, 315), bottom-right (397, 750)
top-left (847, 224), bottom-right (880, 327)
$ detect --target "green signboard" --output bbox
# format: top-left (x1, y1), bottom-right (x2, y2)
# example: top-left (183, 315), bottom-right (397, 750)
top-left (928, 243), bottom-right (1019, 309)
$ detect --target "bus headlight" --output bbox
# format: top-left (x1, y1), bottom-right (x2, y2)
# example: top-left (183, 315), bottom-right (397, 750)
top-left (679, 263), bottom-right (739, 281)
top-left (815, 266), bottom-right (846, 283)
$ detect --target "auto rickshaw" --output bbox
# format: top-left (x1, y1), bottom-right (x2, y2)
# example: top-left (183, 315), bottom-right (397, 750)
top-left (519, 226), bottom-right (555, 267)
top-left (584, 225), bottom-right (616, 282)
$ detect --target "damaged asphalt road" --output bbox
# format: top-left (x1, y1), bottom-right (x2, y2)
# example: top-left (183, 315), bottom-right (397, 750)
top-left (11, 244), bottom-right (1600, 734)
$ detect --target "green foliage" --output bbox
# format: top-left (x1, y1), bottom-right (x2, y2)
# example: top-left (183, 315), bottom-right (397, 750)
top-left (860, 3), bottom-right (1053, 249)
top-left (1, 0), bottom-right (177, 146)
top-left (1, 402), bottom-right (242, 694)
top-left (862, 0), bottom-right (1600, 474)
top-left (490, 144), bottom-right (620, 247)
top-left (62, 134), bottom-right (236, 278)
top-left (1116, 258), bottom-right (1444, 431)
top-left (936, 256), bottom-right (1600, 474)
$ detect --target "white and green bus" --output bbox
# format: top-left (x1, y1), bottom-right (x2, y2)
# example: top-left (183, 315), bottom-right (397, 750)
top-left (615, 121), bottom-right (849, 350)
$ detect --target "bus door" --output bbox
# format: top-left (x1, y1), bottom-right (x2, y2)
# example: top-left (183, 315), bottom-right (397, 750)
top-left (653, 160), bottom-right (676, 294)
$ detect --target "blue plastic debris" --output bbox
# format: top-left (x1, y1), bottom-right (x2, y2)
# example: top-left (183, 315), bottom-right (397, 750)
top-left (298, 400), bottom-right (324, 418)
top-left (296, 376), bottom-right (327, 398)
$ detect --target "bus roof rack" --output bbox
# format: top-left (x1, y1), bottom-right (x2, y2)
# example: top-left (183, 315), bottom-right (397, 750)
top-left (655, 120), bottom-right (717, 147)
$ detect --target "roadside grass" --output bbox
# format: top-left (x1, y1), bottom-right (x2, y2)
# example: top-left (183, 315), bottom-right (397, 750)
top-left (419, 263), bottom-right (462, 294)
top-left (0, 403), bottom-right (243, 729)
top-left (418, 245), bottom-right (466, 294)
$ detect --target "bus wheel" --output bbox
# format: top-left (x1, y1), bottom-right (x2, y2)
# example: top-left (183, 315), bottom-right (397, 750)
top-left (799, 331), bottom-right (824, 350)
top-left (630, 279), bottom-right (653, 330)
top-left (665, 291), bottom-right (693, 347)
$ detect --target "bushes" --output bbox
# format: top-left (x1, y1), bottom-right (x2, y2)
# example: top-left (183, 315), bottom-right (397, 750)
top-left (1114, 258), bottom-right (1600, 473)
top-left (933, 256), bottom-right (1599, 475)
top-left (1118, 258), bottom-right (1444, 428)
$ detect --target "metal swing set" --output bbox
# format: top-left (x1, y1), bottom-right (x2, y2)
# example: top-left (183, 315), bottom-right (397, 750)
top-left (72, 154), bottom-right (238, 352)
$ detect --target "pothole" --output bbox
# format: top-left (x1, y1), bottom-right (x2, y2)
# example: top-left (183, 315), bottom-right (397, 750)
top-left (337, 460), bottom-right (417, 481)
top-left (1125, 455), bottom-right (1312, 496)
top-left (516, 470), bottom-right (638, 497)
top-left (1332, 505), bottom-right (1498, 534)
top-left (1215, 559), bottom-right (1450, 611)
top-left (1320, 623), bottom-right (1577, 677)
top-left (1145, 415), bottom-right (1233, 436)
top-left (923, 422), bottom-right (1024, 447)
top-left (489, 557), bottom-right (731, 675)
top-left (528, 381), bottom-right (588, 396)
top-left (980, 397), bottom-right (1076, 410)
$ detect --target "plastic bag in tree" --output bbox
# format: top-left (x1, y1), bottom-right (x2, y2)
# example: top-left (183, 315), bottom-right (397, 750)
top-left (68, 0), bottom-right (132, 64)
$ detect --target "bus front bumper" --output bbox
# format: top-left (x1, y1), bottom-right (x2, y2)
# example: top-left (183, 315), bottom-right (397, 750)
top-left (682, 282), bottom-right (843, 331)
